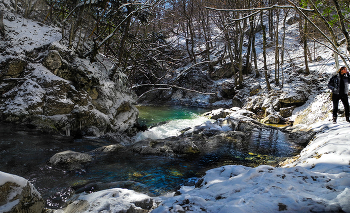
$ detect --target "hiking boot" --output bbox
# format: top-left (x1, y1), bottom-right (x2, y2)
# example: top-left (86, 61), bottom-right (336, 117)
top-left (333, 117), bottom-right (337, 124)
top-left (346, 117), bottom-right (350, 123)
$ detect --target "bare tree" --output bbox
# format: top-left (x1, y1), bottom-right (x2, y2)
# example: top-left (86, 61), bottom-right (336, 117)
top-left (0, 10), bottom-right (4, 37)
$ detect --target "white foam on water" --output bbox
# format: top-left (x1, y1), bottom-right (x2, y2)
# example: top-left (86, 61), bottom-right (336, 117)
top-left (134, 115), bottom-right (212, 141)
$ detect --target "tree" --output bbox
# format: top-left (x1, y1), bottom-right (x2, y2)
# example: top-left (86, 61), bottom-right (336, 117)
top-left (0, 10), bottom-right (4, 37)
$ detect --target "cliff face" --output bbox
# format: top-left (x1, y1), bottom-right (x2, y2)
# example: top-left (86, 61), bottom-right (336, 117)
top-left (0, 10), bottom-right (138, 136)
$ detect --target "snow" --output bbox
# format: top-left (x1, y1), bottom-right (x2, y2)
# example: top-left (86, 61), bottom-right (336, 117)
top-left (55, 188), bottom-right (153, 213)
top-left (150, 121), bottom-right (350, 212)
top-left (3, 13), bottom-right (61, 55)
top-left (0, 171), bottom-right (41, 212)
top-left (0, 2), bottom-right (350, 213)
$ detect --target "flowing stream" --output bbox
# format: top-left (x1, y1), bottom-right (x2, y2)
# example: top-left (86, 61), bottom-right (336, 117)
top-left (0, 106), bottom-right (303, 209)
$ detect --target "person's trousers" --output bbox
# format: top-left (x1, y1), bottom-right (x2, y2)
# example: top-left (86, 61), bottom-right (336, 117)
top-left (332, 93), bottom-right (350, 118)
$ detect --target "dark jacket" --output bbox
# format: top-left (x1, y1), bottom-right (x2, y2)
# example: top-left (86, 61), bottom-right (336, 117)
top-left (328, 73), bottom-right (350, 95)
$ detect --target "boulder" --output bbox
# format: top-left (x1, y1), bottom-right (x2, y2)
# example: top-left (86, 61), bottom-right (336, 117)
top-left (261, 114), bottom-right (281, 124)
top-left (43, 50), bottom-right (62, 72)
top-left (279, 90), bottom-right (308, 107)
top-left (249, 84), bottom-right (261, 96)
top-left (0, 171), bottom-right (44, 213)
top-left (5, 59), bottom-right (27, 78)
top-left (56, 188), bottom-right (153, 213)
top-left (221, 81), bottom-right (236, 99)
top-left (210, 63), bottom-right (235, 80)
top-left (280, 106), bottom-right (295, 118)
top-left (49, 150), bottom-right (92, 170)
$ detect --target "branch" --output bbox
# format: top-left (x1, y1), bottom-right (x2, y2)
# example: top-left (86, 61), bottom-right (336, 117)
top-left (286, 0), bottom-right (350, 69)
top-left (205, 4), bottom-right (314, 12)
top-left (83, 0), bottom-right (156, 59)
top-left (133, 84), bottom-right (216, 101)
top-left (137, 88), bottom-right (171, 101)
top-left (228, 10), bottom-right (260, 22)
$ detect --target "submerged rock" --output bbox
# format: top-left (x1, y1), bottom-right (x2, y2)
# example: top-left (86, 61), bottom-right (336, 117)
top-left (0, 171), bottom-right (44, 213)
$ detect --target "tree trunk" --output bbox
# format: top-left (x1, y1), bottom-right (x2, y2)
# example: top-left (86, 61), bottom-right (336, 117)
top-left (238, 21), bottom-right (244, 88)
top-left (118, 16), bottom-right (132, 65)
top-left (188, 19), bottom-right (196, 63)
top-left (275, 9), bottom-right (280, 86)
top-left (281, 9), bottom-right (290, 88)
top-left (261, 11), bottom-right (271, 90)
top-left (303, 18), bottom-right (310, 74)
top-left (261, 11), bottom-right (268, 71)
top-left (0, 10), bottom-right (4, 37)
top-left (246, 19), bottom-right (253, 76)
top-left (224, 31), bottom-right (237, 87)
top-left (333, 0), bottom-right (350, 53)
top-left (268, 0), bottom-right (274, 40)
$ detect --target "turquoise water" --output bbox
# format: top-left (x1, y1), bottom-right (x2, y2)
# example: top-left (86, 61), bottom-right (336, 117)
top-left (137, 105), bottom-right (208, 127)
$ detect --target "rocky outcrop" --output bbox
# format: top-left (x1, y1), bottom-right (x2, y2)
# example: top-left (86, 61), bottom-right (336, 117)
top-left (244, 87), bottom-right (310, 124)
top-left (0, 43), bottom-right (138, 135)
top-left (0, 171), bottom-right (44, 213)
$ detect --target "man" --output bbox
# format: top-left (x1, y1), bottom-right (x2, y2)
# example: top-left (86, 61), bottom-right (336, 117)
top-left (328, 66), bottom-right (350, 123)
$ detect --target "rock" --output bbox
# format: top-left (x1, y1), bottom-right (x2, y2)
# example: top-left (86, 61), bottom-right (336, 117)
top-left (57, 188), bottom-right (153, 213)
top-left (210, 63), bottom-right (235, 80)
top-left (203, 108), bottom-right (230, 120)
top-left (249, 84), bottom-right (261, 96)
top-left (49, 150), bottom-right (92, 170)
top-left (0, 171), bottom-right (44, 213)
top-left (261, 114), bottom-right (281, 124)
top-left (2, 59), bottom-right (27, 79)
top-left (280, 106), bottom-right (295, 118)
top-left (221, 81), bottom-right (236, 98)
top-left (0, 44), bottom-right (139, 135)
top-left (91, 144), bottom-right (125, 154)
top-left (244, 96), bottom-right (265, 113)
top-left (232, 97), bottom-right (243, 108)
top-left (43, 50), bottom-right (62, 71)
top-left (293, 93), bottom-right (332, 126)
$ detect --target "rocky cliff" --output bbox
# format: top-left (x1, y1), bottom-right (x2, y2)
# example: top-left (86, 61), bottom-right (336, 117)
top-left (0, 11), bottom-right (138, 136)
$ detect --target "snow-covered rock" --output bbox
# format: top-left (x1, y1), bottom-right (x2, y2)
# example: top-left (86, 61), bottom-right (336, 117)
top-left (0, 12), bottom-right (139, 135)
top-left (0, 171), bottom-right (44, 213)
top-left (54, 188), bottom-right (154, 213)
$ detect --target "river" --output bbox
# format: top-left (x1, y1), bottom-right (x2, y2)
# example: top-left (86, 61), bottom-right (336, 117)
top-left (0, 106), bottom-right (303, 209)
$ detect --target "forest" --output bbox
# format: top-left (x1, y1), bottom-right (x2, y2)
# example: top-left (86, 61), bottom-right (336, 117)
top-left (3, 0), bottom-right (350, 95)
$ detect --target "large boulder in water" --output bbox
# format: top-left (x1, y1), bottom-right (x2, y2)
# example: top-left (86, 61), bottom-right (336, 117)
top-left (49, 150), bottom-right (92, 170)
top-left (0, 171), bottom-right (44, 213)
